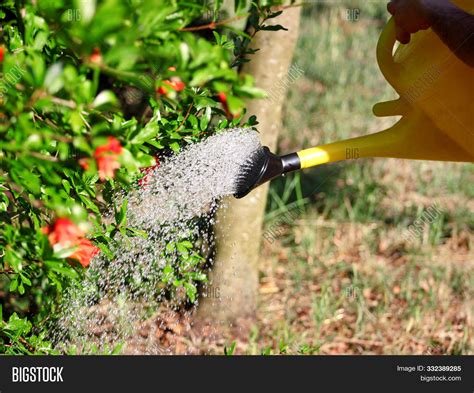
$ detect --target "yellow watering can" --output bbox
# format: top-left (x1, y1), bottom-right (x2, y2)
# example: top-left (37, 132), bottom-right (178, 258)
top-left (235, 5), bottom-right (474, 198)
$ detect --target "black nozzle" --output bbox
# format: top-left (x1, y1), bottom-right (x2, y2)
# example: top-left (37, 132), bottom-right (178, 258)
top-left (234, 146), bottom-right (301, 198)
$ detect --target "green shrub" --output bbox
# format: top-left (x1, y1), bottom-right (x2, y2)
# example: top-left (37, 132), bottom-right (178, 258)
top-left (0, 0), bottom-right (285, 354)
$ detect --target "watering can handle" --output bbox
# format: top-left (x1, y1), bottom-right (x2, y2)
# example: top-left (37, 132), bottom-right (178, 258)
top-left (377, 18), bottom-right (403, 87)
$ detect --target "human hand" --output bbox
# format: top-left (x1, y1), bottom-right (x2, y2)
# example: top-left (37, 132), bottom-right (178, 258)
top-left (387, 0), bottom-right (433, 44)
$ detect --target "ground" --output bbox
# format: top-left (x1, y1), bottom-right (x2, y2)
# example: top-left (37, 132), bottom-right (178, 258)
top-left (124, 2), bottom-right (473, 355)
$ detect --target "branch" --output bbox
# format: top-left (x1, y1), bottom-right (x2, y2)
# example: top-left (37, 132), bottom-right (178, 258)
top-left (50, 96), bottom-right (77, 109)
top-left (17, 336), bottom-right (36, 353)
top-left (179, 14), bottom-right (249, 31)
top-left (28, 152), bottom-right (59, 162)
top-left (179, 3), bottom-right (306, 32)
top-left (5, 180), bottom-right (45, 210)
top-left (178, 104), bottom-right (194, 130)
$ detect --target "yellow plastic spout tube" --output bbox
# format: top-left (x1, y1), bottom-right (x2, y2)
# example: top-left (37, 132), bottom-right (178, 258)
top-left (297, 110), bottom-right (473, 168)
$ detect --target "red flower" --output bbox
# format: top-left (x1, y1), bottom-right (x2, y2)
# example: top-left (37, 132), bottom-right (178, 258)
top-left (70, 238), bottom-right (100, 268)
top-left (89, 47), bottom-right (102, 64)
top-left (0, 47), bottom-right (4, 63)
top-left (217, 92), bottom-right (240, 119)
top-left (156, 86), bottom-right (168, 95)
top-left (167, 66), bottom-right (176, 72)
top-left (97, 154), bottom-right (121, 181)
top-left (167, 77), bottom-right (185, 92)
top-left (94, 136), bottom-right (122, 157)
top-left (93, 137), bottom-right (122, 181)
top-left (217, 92), bottom-right (231, 118)
top-left (78, 158), bottom-right (90, 170)
top-left (42, 218), bottom-right (99, 267)
top-left (43, 218), bottom-right (84, 247)
top-left (157, 77), bottom-right (185, 96)
top-left (217, 92), bottom-right (227, 104)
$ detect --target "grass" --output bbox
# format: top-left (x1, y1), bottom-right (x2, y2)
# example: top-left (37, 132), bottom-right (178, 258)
top-left (252, 2), bottom-right (473, 355)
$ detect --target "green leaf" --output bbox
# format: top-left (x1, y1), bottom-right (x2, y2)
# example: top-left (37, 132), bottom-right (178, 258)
top-left (199, 106), bottom-right (212, 131)
top-left (20, 274), bottom-right (31, 286)
top-left (162, 265), bottom-right (174, 283)
top-left (224, 341), bottom-right (236, 355)
top-left (169, 142), bottom-right (180, 152)
top-left (62, 179), bottom-right (71, 194)
top-left (189, 272), bottom-right (207, 281)
top-left (130, 122), bottom-right (159, 145)
top-left (226, 95), bottom-right (244, 115)
top-left (78, 194), bottom-right (101, 214)
top-left (76, 0), bottom-right (97, 23)
top-left (34, 31), bottom-right (49, 51)
top-left (180, 240), bottom-right (193, 248)
top-left (45, 261), bottom-right (79, 279)
top-left (92, 90), bottom-right (118, 109)
top-left (53, 246), bottom-right (76, 259)
top-left (183, 282), bottom-right (197, 303)
top-left (5, 248), bottom-right (22, 271)
top-left (260, 24), bottom-right (288, 31)
top-left (69, 112), bottom-right (86, 134)
top-left (9, 278), bottom-right (18, 292)
top-left (115, 199), bottom-right (128, 227)
top-left (6, 313), bottom-right (32, 336)
top-left (234, 85), bottom-right (267, 99)
top-left (44, 63), bottom-right (64, 94)
top-left (176, 243), bottom-right (189, 256)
